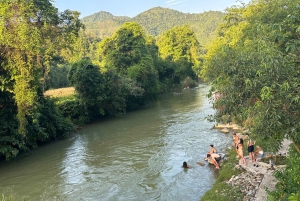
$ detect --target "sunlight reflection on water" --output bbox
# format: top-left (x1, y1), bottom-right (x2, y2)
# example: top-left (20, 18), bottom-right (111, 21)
top-left (0, 84), bottom-right (233, 201)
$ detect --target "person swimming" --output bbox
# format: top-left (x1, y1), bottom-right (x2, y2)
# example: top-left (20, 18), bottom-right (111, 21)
top-left (182, 161), bottom-right (191, 168)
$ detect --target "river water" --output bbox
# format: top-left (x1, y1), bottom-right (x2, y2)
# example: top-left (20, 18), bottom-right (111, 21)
top-left (0, 84), bottom-right (233, 201)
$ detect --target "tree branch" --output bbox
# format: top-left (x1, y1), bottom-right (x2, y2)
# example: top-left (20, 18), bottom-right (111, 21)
top-left (291, 137), bottom-right (300, 154)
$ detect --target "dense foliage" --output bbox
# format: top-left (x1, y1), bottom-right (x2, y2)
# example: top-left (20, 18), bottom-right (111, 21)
top-left (0, 0), bottom-right (202, 160)
top-left (54, 22), bottom-right (202, 126)
top-left (81, 7), bottom-right (224, 46)
top-left (2, 0), bottom-right (299, 199)
top-left (0, 0), bottom-right (82, 159)
top-left (157, 25), bottom-right (200, 80)
top-left (201, 0), bottom-right (300, 199)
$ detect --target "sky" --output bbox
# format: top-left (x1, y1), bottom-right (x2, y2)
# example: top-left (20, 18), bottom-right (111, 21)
top-left (53, 0), bottom-right (251, 18)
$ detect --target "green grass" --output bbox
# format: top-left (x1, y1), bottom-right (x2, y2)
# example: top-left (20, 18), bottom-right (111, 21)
top-left (201, 148), bottom-right (245, 201)
top-left (1, 194), bottom-right (14, 201)
top-left (51, 94), bottom-right (77, 104)
top-left (44, 87), bottom-right (75, 98)
top-left (261, 155), bottom-right (287, 165)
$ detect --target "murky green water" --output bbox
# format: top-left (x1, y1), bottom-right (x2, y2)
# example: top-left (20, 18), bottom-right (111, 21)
top-left (0, 84), bottom-right (233, 201)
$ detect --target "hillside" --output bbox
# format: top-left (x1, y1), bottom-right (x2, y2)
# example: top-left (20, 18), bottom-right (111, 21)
top-left (81, 11), bottom-right (131, 39)
top-left (81, 7), bottom-right (224, 46)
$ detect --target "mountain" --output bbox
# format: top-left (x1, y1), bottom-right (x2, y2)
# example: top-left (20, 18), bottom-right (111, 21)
top-left (81, 7), bottom-right (224, 45)
top-left (81, 11), bottom-right (131, 39)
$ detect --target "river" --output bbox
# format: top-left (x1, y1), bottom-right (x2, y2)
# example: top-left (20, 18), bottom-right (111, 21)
top-left (0, 84), bottom-right (233, 201)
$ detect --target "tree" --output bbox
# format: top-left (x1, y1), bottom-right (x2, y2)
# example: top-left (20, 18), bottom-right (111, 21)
top-left (0, 0), bottom-right (82, 134)
top-left (0, 0), bottom-right (81, 159)
top-left (156, 25), bottom-right (200, 81)
top-left (97, 22), bottom-right (160, 107)
top-left (201, 0), bottom-right (300, 199)
top-left (202, 0), bottom-right (300, 152)
top-left (98, 22), bottom-right (148, 72)
top-left (68, 59), bottom-right (106, 119)
top-left (68, 58), bottom-right (144, 120)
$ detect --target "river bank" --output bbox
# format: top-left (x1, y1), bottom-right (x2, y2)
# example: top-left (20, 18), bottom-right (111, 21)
top-left (201, 126), bottom-right (291, 201)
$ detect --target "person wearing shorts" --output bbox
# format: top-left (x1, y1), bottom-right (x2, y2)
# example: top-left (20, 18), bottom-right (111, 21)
top-left (246, 133), bottom-right (255, 162)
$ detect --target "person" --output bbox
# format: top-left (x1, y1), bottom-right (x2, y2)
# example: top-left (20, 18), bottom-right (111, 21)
top-left (238, 142), bottom-right (246, 165)
top-left (233, 133), bottom-right (240, 156)
top-left (255, 146), bottom-right (264, 160)
top-left (239, 137), bottom-right (244, 145)
top-left (182, 161), bottom-right (191, 168)
top-left (206, 153), bottom-right (220, 169)
top-left (246, 133), bottom-right (256, 162)
top-left (208, 144), bottom-right (217, 154)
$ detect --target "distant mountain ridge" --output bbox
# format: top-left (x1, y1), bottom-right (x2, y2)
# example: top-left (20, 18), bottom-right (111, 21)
top-left (81, 7), bottom-right (224, 45)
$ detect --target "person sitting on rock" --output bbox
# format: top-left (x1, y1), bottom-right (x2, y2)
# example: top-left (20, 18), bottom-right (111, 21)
top-left (208, 144), bottom-right (217, 154)
top-left (206, 153), bottom-right (220, 169)
top-left (255, 146), bottom-right (264, 161)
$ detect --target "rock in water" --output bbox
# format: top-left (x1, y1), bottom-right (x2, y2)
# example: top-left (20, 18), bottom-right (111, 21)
top-left (197, 161), bottom-right (205, 166)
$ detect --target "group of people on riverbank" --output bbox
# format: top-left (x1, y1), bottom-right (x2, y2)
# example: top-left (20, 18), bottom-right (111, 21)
top-left (182, 132), bottom-right (264, 169)
top-left (182, 144), bottom-right (221, 169)
top-left (233, 133), bottom-right (264, 166)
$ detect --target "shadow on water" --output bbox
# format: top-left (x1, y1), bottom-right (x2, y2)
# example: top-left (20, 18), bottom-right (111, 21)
top-left (0, 84), bottom-right (232, 201)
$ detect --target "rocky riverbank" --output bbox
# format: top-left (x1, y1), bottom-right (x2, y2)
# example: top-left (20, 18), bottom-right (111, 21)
top-left (228, 139), bottom-right (291, 201)
top-left (201, 125), bottom-right (291, 201)
top-left (226, 169), bottom-right (264, 201)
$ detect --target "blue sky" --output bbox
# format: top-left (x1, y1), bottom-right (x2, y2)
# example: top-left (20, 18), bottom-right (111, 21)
top-left (53, 0), bottom-right (251, 18)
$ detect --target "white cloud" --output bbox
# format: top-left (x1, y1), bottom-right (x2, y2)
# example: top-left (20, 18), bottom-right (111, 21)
top-left (165, 0), bottom-right (188, 6)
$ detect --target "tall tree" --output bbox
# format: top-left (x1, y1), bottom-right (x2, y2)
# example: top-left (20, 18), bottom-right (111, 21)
top-left (0, 0), bottom-right (81, 159)
top-left (68, 58), bottom-right (144, 120)
top-left (98, 22), bottom-right (148, 72)
top-left (0, 0), bottom-right (82, 134)
top-left (97, 22), bottom-right (160, 107)
top-left (156, 25), bottom-right (200, 81)
top-left (201, 0), bottom-right (300, 199)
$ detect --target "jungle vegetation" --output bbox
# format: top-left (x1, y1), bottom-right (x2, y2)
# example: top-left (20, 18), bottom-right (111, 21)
top-left (1, 0), bottom-right (299, 200)
top-left (0, 0), bottom-right (200, 160)
top-left (0, 0), bottom-right (82, 160)
top-left (201, 0), bottom-right (300, 199)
